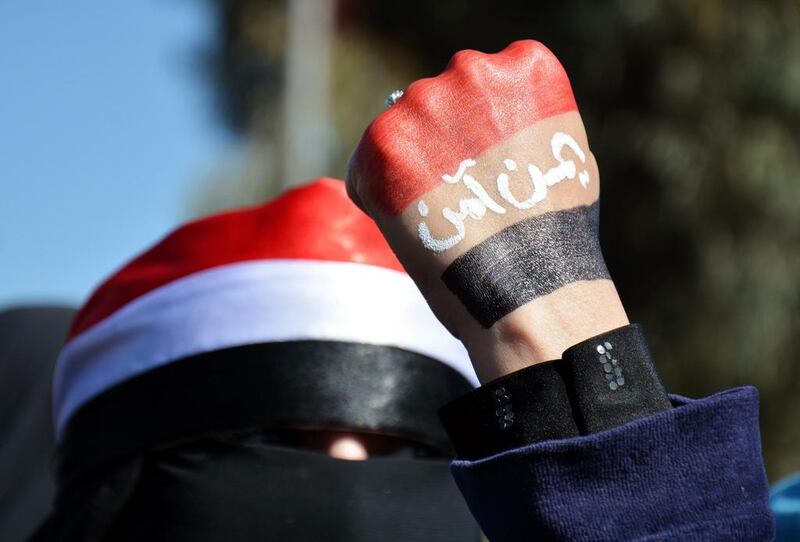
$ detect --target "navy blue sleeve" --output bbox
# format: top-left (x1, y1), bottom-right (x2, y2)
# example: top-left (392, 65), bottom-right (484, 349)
top-left (450, 387), bottom-right (774, 541)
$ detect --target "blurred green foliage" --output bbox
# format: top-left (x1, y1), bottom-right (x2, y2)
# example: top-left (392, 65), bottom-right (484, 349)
top-left (205, 0), bottom-right (800, 479)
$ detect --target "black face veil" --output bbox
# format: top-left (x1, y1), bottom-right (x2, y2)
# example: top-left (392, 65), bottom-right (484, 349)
top-left (105, 438), bottom-right (478, 542)
top-left (34, 341), bottom-right (481, 542)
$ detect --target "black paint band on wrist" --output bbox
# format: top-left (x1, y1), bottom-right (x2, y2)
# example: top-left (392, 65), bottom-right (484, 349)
top-left (438, 360), bottom-right (579, 460)
top-left (561, 323), bottom-right (672, 434)
top-left (441, 201), bottom-right (610, 328)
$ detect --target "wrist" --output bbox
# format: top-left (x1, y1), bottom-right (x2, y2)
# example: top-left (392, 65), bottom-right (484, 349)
top-left (461, 280), bottom-right (629, 382)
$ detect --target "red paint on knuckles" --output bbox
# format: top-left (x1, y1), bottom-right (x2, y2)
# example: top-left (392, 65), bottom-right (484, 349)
top-left (349, 40), bottom-right (579, 217)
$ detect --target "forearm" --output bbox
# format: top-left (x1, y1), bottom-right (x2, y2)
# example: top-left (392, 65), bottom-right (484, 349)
top-left (461, 280), bottom-right (629, 382)
top-left (346, 39), bottom-right (775, 539)
top-left (441, 325), bottom-right (775, 541)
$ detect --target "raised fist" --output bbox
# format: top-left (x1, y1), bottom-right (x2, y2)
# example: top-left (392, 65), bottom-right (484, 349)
top-left (347, 40), bottom-right (628, 381)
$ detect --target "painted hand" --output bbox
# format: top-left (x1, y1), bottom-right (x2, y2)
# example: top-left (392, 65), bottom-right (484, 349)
top-left (347, 40), bottom-right (628, 382)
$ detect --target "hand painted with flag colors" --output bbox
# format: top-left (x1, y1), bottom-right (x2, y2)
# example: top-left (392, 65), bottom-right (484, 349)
top-left (347, 40), bottom-right (629, 382)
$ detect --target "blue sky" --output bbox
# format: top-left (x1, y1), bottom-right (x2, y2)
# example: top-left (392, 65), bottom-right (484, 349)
top-left (0, 1), bottom-right (234, 308)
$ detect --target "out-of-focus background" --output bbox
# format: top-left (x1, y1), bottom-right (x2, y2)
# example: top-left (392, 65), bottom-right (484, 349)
top-left (1, 0), bottom-right (798, 480)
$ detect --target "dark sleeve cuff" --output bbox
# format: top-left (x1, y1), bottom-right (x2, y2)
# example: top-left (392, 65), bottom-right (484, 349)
top-left (561, 322), bottom-right (672, 433)
top-left (450, 387), bottom-right (774, 541)
top-left (438, 361), bottom-right (580, 460)
top-left (439, 324), bottom-right (671, 459)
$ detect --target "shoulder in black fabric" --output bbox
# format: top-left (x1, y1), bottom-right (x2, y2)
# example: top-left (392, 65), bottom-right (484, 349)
top-left (0, 306), bottom-right (75, 542)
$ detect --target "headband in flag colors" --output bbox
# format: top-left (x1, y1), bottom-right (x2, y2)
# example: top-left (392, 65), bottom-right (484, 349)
top-left (53, 178), bottom-right (476, 441)
top-left (348, 40), bottom-right (578, 217)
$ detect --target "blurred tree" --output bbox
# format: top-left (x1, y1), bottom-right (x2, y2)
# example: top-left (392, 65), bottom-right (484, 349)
top-left (203, 0), bottom-right (800, 479)
top-left (197, 0), bottom-right (421, 209)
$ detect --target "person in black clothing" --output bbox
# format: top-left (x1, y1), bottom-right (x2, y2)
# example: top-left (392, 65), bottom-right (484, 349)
top-left (31, 178), bottom-right (482, 542)
top-left (31, 38), bottom-right (775, 541)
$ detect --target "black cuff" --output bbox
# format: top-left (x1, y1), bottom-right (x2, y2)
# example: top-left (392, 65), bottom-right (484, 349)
top-left (439, 324), bottom-right (672, 459)
top-left (438, 361), bottom-right (579, 460)
top-left (561, 323), bottom-right (671, 434)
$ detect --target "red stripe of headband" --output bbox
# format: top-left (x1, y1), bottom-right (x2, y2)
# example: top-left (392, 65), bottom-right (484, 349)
top-left (68, 178), bottom-right (404, 340)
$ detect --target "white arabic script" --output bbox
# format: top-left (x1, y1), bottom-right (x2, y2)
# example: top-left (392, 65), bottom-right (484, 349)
top-left (417, 131), bottom-right (590, 253)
